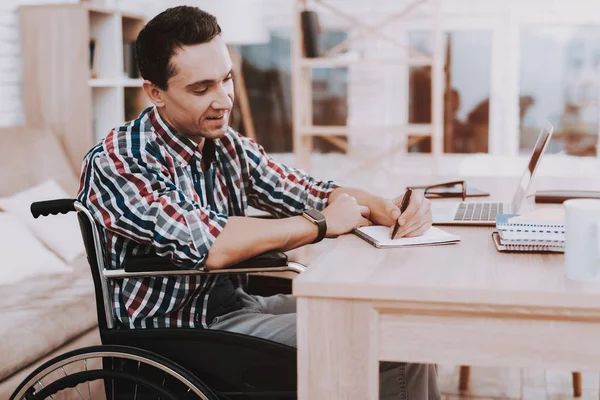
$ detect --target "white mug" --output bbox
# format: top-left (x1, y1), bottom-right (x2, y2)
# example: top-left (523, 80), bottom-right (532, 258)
top-left (565, 199), bottom-right (600, 282)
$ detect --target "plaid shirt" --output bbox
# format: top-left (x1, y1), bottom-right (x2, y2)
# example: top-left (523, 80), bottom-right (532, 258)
top-left (78, 106), bottom-right (338, 329)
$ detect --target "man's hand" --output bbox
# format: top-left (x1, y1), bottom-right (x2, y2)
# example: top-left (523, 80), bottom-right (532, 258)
top-left (367, 196), bottom-right (402, 227)
top-left (326, 186), bottom-right (431, 238)
top-left (390, 189), bottom-right (432, 238)
top-left (321, 193), bottom-right (371, 238)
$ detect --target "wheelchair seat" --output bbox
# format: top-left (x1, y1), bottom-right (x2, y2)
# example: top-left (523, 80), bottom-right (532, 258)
top-left (11, 199), bottom-right (304, 400)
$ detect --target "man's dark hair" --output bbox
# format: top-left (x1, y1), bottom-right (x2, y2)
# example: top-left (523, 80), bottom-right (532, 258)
top-left (136, 6), bottom-right (221, 90)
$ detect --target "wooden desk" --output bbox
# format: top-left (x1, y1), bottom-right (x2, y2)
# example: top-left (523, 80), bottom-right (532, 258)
top-left (293, 176), bottom-right (600, 399)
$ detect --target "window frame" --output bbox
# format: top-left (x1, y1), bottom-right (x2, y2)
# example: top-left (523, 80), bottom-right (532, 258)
top-left (398, 0), bottom-right (600, 159)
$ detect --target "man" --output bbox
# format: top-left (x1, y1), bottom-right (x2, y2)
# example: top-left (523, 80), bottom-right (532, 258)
top-left (78, 6), bottom-right (439, 399)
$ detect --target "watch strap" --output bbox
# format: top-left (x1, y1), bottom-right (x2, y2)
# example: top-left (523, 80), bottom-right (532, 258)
top-left (302, 210), bottom-right (327, 244)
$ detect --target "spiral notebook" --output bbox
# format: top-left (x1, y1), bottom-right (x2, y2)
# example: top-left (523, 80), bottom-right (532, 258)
top-left (492, 232), bottom-right (564, 253)
top-left (353, 226), bottom-right (460, 249)
top-left (496, 210), bottom-right (565, 231)
top-left (494, 209), bottom-right (565, 253)
top-left (496, 209), bottom-right (564, 237)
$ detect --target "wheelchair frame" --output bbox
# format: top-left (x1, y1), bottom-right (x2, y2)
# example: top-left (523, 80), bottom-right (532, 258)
top-left (71, 201), bottom-right (305, 330)
top-left (11, 199), bottom-right (306, 400)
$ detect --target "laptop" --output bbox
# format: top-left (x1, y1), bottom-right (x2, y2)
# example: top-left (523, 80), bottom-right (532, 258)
top-left (431, 121), bottom-right (554, 226)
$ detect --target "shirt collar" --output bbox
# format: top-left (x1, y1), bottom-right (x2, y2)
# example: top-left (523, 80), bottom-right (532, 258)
top-left (148, 106), bottom-right (216, 166)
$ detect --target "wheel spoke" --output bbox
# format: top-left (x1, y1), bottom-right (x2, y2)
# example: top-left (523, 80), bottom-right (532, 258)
top-left (61, 367), bottom-right (85, 400)
top-left (111, 357), bottom-right (115, 400)
top-left (84, 359), bottom-right (92, 400)
top-left (157, 371), bottom-right (167, 400)
top-left (133, 361), bottom-right (140, 400)
top-left (36, 380), bottom-right (56, 400)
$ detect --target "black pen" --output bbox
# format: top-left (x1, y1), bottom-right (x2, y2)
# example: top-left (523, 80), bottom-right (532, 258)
top-left (391, 188), bottom-right (412, 239)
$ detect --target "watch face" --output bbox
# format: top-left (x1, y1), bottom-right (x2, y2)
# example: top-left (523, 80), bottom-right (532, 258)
top-left (304, 209), bottom-right (325, 223)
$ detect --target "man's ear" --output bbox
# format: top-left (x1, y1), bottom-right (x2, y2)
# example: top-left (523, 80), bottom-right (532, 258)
top-left (142, 80), bottom-right (166, 107)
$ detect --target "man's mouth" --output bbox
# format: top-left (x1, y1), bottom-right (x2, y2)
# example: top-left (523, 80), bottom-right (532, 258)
top-left (207, 113), bottom-right (226, 121)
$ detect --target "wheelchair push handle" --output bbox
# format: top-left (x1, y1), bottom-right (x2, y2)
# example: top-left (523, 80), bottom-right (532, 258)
top-left (30, 199), bottom-right (76, 218)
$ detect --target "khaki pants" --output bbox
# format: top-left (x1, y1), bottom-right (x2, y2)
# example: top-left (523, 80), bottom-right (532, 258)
top-left (209, 288), bottom-right (441, 400)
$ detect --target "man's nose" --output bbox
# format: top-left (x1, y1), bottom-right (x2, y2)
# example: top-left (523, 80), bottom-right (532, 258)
top-left (212, 84), bottom-right (233, 109)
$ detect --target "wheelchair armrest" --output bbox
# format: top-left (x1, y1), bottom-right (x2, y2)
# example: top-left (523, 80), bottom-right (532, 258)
top-left (123, 250), bottom-right (288, 273)
top-left (106, 251), bottom-right (307, 279)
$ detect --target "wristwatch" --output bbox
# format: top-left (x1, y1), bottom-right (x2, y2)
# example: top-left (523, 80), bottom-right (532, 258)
top-left (302, 209), bottom-right (327, 244)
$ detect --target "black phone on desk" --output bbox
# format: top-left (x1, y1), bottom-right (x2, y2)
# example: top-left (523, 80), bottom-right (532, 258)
top-left (534, 190), bottom-right (600, 203)
top-left (410, 185), bottom-right (490, 199)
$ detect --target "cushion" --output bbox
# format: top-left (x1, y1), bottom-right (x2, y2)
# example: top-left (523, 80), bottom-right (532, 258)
top-left (0, 213), bottom-right (72, 286)
top-left (0, 255), bottom-right (97, 381)
top-left (0, 127), bottom-right (80, 198)
top-left (0, 180), bottom-right (85, 263)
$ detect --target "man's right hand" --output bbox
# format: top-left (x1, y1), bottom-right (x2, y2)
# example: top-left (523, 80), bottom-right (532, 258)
top-left (321, 193), bottom-right (371, 238)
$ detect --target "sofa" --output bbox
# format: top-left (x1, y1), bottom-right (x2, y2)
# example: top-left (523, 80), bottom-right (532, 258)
top-left (0, 127), bottom-right (101, 399)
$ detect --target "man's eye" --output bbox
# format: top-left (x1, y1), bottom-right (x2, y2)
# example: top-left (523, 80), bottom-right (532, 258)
top-left (224, 75), bottom-right (233, 81)
top-left (193, 88), bottom-right (208, 95)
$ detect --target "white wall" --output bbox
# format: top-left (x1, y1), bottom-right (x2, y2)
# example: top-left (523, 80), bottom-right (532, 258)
top-left (0, 0), bottom-right (55, 128)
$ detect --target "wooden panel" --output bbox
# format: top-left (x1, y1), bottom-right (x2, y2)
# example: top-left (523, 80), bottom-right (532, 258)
top-left (378, 310), bottom-right (600, 371)
top-left (124, 86), bottom-right (151, 122)
top-left (122, 15), bottom-right (145, 43)
top-left (20, 5), bottom-right (93, 174)
top-left (297, 298), bottom-right (379, 399)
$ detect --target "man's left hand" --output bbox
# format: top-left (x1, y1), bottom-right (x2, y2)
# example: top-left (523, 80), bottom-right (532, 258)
top-left (368, 190), bottom-right (432, 238)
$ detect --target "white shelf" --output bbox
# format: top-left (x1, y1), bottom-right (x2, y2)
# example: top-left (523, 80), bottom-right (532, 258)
top-left (298, 124), bottom-right (434, 136)
top-left (122, 78), bottom-right (144, 87)
top-left (89, 78), bottom-right (143, 87)
top-left (92, 86), bottom-right (123, 142)
top-left (300, 56), bottom-right (434, 69)
top-left (84, 4), bottom-right (144, 21)
top-left (89, 78), bottom-right (119, 87)
top-left (89, 11), bottom-right (121, 79)
top-left (85, 4), bottom-right (118, 16)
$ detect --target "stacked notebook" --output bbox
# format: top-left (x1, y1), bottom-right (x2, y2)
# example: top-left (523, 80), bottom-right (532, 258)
top-left (494, 208), bottom-right (565, 253)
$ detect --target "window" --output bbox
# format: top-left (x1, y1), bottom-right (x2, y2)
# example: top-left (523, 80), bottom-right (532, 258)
top-left (408, 31), bottom-right (493, 154)
top-left (311, 31), bottom-right (349, 130)
top-left (237, 1), bottom-right (600, 167)
top-left (239, 30), bottom-right (293, 152)
top-left (240, 30), bottom-right (348, 153)
top-left (519, 26), bottom-right (600, 156)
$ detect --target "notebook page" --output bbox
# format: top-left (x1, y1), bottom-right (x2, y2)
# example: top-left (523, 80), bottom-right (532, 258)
top-left (508, 208), bottom-right (565, 225)
top-left (354, 226), bottom-right (460, 248)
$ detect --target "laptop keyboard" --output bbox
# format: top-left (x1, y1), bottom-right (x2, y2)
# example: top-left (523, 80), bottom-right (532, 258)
top-left (454, 202), bottom-right (504, 222)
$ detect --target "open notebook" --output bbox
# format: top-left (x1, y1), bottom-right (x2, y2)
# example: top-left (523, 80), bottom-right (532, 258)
top-left (353, 226), bottom-right (460, 249)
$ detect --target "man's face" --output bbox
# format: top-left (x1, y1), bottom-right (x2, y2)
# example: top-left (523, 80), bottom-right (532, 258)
top-left (159, 35), bottom-right (234, 142)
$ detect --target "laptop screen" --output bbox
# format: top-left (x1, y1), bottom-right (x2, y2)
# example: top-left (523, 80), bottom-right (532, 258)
top-left (510, 121), bottom-right (554, 212)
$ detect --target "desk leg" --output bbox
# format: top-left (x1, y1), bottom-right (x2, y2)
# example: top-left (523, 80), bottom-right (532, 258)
top-left (297, 297), bottom-right (379, 399)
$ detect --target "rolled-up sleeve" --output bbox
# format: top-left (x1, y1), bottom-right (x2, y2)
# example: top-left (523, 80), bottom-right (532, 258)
top-left (78, 143), bottom-right (227, 270)
top-left (238, 133), bottom-right (339, 216)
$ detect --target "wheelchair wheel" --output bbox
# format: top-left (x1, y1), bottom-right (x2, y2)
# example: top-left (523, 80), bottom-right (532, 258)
top-left (10, 345), bottom-right (219, 400)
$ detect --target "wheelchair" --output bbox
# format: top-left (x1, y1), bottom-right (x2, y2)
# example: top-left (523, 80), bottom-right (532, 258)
top-left (11, 199), bottom-right (306, 400)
